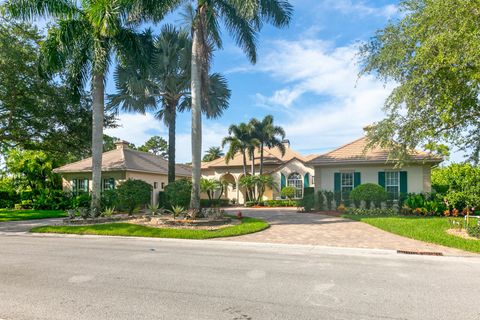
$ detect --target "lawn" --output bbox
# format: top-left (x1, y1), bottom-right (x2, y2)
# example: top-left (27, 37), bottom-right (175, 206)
top-left (343, 214), bottom-right (480, 253)
top-left (0, 209), bottom-right (66, 222)
top-left (31, 217), bottom-right (269, 240)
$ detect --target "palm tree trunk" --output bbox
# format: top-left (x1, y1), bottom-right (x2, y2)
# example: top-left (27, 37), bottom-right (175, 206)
top-left (166, 106), bottom-right (176, 183)
top-left (91, 72), bottom-right (104, 211)
top-left (189, 24), bottom-right (202, 212)
top-left (251, 153), bottom-right (255, 175)
top-left (260, 142), bottom-right (264, 175)
top-left (242, 151), bottom-right (247, 176)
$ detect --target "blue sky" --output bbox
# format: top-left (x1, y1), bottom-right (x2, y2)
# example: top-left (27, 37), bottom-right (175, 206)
top-left (107, 0), bottom-right (403, 162)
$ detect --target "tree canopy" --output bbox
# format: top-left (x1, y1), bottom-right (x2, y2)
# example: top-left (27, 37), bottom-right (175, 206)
top-left (138, 136), bottom-right (169, 158)
top-left (359, 0), bottom-right (480, 163)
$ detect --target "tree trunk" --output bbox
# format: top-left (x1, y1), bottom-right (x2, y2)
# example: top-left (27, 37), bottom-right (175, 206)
top-left (91, 72), bottom-right (105, 212)
top-left (189, 25), bottom-right (202, 211)
top-left (251, 153), bottom-right (255, 175)
top-left (242, 151), bottom-right (247, 176)
top-left (166, 106), bottom-right (176, 183)
top-left (259, 143), bottom-right (264, 175)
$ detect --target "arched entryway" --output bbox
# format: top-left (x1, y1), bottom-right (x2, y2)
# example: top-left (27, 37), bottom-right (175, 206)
top-left (220, 173), bottom-right (236, 202)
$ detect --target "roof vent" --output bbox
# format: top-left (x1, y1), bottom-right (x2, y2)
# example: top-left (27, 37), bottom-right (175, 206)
top-left (282, 139), bottom-right (290, 149)
top-left (115, 140), bottom-right (130, 150)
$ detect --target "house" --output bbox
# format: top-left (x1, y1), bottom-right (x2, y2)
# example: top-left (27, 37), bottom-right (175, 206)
top-left (53, 141), bottom-right (191, 205)
top-left (307, 137), bottom-right (442, 200)
top-left (201, 140), bottom-right (316, 204)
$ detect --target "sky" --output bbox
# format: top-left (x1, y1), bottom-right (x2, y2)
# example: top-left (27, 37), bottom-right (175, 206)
top-left (21, 0), bottom-right (446, 163)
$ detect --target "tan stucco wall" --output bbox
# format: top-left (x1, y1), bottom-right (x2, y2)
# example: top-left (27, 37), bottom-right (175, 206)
top-left (201, 160), bottom-right (315, 204)
top-left (61, 171), bottom-right (126, 192)
top-left (313, 163), bottom-right (434, 194)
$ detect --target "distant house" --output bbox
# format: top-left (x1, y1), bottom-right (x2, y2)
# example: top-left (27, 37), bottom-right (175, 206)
top-left (53, 141), bottom-right (191, 205)
top-left (201, 139), bottom-right (316, 204)
top-left (307, 137), bottom-right (442, 200)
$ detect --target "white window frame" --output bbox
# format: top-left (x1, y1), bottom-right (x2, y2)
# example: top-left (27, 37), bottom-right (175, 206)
top-left (287, 173), bottom-right (304, 199)
top-left (340, 172), bottom-right (354, 200)
top-left (102, 178), bottom-right (115, 191)
top-left (72, 179), bottom-right (88, 194)
top-left (385, 171), bottom-right (400, 200)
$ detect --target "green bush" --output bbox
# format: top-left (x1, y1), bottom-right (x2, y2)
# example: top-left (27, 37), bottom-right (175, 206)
top-left (280, 186), bottom-right (296, 199)
top-left (467, 225), bottom-right (480, 239)
top-left (71, 193), bottom-right (91, 209)
top-left (158, 191), bottom-right (167, 208)
top-left (262, 199), bottom-right (299, 207)
top-left (245, 201), bottom-right (255, 207)
top-left (301, 187), bottom-right (315, 212)
top-left (200, 199), bottom-right (230, 208)
top-left (325, 191), bottom-right (334, 210)
top-left (0, 190), bottom-right (18, 209)
top-left (101, 189), bottom-right (118, 210)
top-left (316, 190), bottom-right (325, 210)
top-left (164, 179), bottom-right (192, 209)
top-left (345, 208), bottom-right (398, 216)
top-left (116, 179), bottom-right (152, 214)
top-left (349, 183), bottom-right (388, 209)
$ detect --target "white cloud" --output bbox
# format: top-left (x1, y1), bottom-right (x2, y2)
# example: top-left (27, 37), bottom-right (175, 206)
top-left (255, 87), bottom-right (305, 109)
top-left (322, 0), bottom-right (398, 18)
top-left (253, 38), bottom-right (395, 154)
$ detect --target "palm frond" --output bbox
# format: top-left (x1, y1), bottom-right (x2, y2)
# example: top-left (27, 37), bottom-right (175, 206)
top-left (2, 0), bottom-right (80, 21)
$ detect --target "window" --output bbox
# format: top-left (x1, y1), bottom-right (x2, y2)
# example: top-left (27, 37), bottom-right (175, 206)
top-left (287, 173), bottom-right (303, 199)
top-left (154, 182), bottom-right (158, 189)
top-left (341, 172), bottom-right (354, 200)
top-left (71, 179), bottom-right (88, 194)
top-left (103, 178), bottom-right (115, 191)
top-left (161, 182), bottom-right (165, 190)
top-left (385, 171), bottom-right (400, 200)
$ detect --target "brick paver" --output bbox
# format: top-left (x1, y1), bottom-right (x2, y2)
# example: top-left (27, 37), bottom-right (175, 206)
top-left (223, 207), bottom-right (475, 256)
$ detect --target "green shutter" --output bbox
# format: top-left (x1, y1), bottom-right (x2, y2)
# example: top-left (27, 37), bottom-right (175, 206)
top-left (354, 172), bottom-right (361, 187)
top-left (334, 173), bottom-right (341, 192)
top-left (304, 173), bottom-right (310, 187)
top-left (280, 173), bottom-right (286, 190)
top-left (84, 179), bottom-right (89, 192)
top-left (378, 171), bottom-right (386, 188)
top-left (400, 171), bottom-right (408, 194)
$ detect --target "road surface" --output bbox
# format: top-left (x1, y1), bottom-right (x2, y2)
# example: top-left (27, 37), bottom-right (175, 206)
top-left (1, 234), bottom-right (479, 320)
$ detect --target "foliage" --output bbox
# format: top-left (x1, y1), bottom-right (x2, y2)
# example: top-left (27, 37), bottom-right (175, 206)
top-left (32, 217), bottom-right (269, 240)
top-left (432, 164), bottom-right (480, 209)
top-left (222, 123), bottom-right (258, 175)
top-left (281, 186), bottom-right (296, 200)
top-left (350, 184), bottom-right (388, 209)
top-left (116, 179), bottom-right (152, 215)
top-left (0, 18), bottom-right (95, 160)
top-left (467, 226), bottom-right (480, 239)
top-left (325, 191), bottom-right (334, 211)
top-left (345, 208), bottom-right (398, 216)
top-left (316, 190), bottom-right (325, 211)
top-left (344, 215), bottom-right (480, 253)
top-left (146, 203), bottom-right (162, 216)
top-left (164, 179), bottom-right (192, 209)
top-left (200, 199), bottom-right (229, 208)
top-left (138, 136), bottom-right (169, 158)
top-left (300, 187), bottom-right (315, 212)
top-left (262, 199), bottom-right (299, 207)
top-left (359, 0), bottom-right (480, 163)
top-left (239, 175), bottom-right (256, 202)
top-left (249, 115), bottom-right (286, 174)
top-left (200, 178), bottom-right (223, 201)
top-left (101, 190), bottom-right (118, 211)
top-left (239, 174), bottom-right (276, 202)
top-left (168, 205), bottom-right (186, 220)
top-left (102, 207), bottom-right (115, 217)
top-left (203, 146), bottom-right (224, 162)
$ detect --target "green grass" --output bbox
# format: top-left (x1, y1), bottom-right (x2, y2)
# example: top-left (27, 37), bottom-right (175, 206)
top-left (343, 214), bottom-right (480, 253)
top-left (30, 217), bottom-right (269, 240)
top-left (0, 209), bottom-right (66, 222)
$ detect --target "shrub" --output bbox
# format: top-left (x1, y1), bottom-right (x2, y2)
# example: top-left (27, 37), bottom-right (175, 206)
top-left (333, 191), bottom-right (342, 206)
top-left (200, 199), bottom-right (230, 208)
top-left (116, 179), bottom-right (152, 214)
top-left (316, 190), bottom-right (325, 210)
top-left (262, 199), bottom-right (299, 207)
top-left (71, 193), bottom-right (91, 209)
top-left (101, 189), bottom-right (118, 210)
top-left (467, 225), bottom-right (480, 239)
top-left (346, 207), bottom-right (398, 216)
top-left (301, 187), bottom-right (315, 212)
top-left (164, 179), bottom-right (191, 209)
top-left (280, 186), bottom-right (296, 199)
top-left (245, 201), bottom-right (255, 207)
top-left (325, 191), bottom-right (334, 210)
top-left (349, 183), bottom-right (388, 209)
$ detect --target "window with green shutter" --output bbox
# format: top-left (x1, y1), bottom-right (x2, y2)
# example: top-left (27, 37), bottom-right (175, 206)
top-left (354, 172), bottom-right (361, 187)
top-left (304, 173), bottom-right (310, 188)
top-left (400, 171), bottom-right (408, 195)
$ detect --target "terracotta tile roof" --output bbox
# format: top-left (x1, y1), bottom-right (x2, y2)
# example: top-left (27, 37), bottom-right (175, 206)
top-left (202, 146), bottom-right (309, 169)
top-left (54, 148), bottom-right (191, 176)
top-left (308, 137), bottom-right (443, 165)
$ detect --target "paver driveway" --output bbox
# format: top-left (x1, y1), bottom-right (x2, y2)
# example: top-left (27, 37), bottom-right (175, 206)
top-left (224, 207), bottom-right (474, 256)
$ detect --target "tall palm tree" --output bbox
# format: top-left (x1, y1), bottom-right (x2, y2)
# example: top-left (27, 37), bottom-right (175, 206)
top-left (3, 0), bottom-right (177, 211)
top-left (222, 123), bottom-right (257, 176)
top-left (250, 115), bottom-right (286, 175)
top-left (109, 25), bottom-right (230, 183)
top-left (187, 0), bottom-right (293, 211)
top-left (203, 146), bottom-right (224, 162)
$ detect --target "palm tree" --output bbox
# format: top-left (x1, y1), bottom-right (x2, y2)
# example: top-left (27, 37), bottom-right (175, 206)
top-left (187, 0), bottom-right (293, 211)
top-left (250, 115), bottom-right (286, 175)
top-left (109, 25), bottom-right (230, 183)
top-left (3, 0), bottom-right (177, 211)
top-left (222, 123), bottom-right (257, 176)
top-left (203, 146), bottom-right (224, 162)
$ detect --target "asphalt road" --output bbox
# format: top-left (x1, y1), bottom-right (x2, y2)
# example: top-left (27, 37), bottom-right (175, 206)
top-left (1, 234), bottom-right (479, 320)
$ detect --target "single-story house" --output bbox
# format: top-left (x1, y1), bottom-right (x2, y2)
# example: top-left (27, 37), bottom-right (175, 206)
top-left (53, 140), bottom-right (191, 205)
top-left (201, 140), bottom-right (316, 204)
top-left (307, 137), bottom-right (443, 200)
